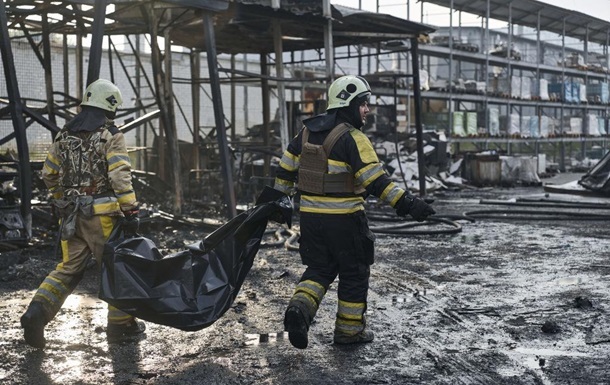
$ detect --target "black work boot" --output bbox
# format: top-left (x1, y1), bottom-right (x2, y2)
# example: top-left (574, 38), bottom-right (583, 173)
top-left (106, 319), bottom-right (146, 343)
top-left (284, 303), bottom-right (310, 349)
top-left (20, 302), bottom-right (48, 349)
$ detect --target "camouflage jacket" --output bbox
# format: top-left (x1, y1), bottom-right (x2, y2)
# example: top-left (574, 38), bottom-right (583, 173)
top-left (42, 121), bottom-right (138, 215)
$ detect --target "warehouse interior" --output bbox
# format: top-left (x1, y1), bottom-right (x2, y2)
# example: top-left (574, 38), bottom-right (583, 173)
top-left (1, 0), bottom-right (610, 240)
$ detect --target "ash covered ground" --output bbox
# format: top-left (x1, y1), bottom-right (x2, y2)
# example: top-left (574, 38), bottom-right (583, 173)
top-left (2, 175), bottom-right (610, 385)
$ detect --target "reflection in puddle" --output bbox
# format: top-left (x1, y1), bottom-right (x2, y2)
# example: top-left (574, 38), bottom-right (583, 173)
top-left (513, 347), bottom-right (588, 357)
top-left (496, 366), bottom-right (524, 377)
top-left (501, 347), bottom-right (589, 385)
top-left (556, 277), bottom-right (583, 285)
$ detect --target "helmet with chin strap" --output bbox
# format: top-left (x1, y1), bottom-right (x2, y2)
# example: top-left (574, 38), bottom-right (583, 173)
top-left (80, 79), bottom-right (123, 113)
top-left (326, 75), bottom-right (371, 111)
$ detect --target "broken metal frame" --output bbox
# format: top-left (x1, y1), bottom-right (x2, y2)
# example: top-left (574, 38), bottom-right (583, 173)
top-left (0, 0), bottom-right (434, 239)
top-left (0, 0), bottom-right (34, 239)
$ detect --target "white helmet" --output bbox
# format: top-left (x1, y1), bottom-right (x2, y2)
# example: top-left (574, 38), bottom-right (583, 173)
top-left (326, 75), bottom-right (371, 111)
top-left (81, 79), bottom-right (123, 113)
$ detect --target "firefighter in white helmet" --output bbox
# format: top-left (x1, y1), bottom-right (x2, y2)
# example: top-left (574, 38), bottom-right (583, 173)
top-left (274, 75), bottom-right (435, 348)
top-left (20, 79), bottom-right (144, 348)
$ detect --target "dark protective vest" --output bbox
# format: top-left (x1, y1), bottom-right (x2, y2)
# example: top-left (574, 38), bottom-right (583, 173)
top-left (298, 123), bottom-right (364, 195)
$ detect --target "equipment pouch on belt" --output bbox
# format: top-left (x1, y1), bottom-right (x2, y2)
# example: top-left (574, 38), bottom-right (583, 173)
top-left (54, 196), bottom-right (94, 240)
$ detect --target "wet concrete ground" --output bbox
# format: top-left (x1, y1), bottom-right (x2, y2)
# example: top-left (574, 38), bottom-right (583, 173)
top-left (2, 174), bottom-right (610, 384)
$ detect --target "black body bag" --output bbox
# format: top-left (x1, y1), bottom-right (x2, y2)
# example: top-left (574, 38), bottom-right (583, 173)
top-left (99, 187), bottom-right (292, 331)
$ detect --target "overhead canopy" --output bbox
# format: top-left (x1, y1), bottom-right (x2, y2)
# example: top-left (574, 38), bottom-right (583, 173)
top-left (163, 2), bottom-right (436, 54)
top-left (423, 0), bottom-right (610, 46)
top-left (5, 0), bottom-right (435, 54)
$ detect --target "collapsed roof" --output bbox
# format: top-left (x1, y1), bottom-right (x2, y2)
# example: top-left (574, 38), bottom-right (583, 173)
top-left (6, 0), bottom-right (436, 54)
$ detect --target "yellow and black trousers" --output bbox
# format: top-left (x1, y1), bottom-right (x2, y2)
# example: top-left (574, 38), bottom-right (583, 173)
top-left (29, 212), bottom-right (134, 326)
top-left (288, 211), bottom-right (375, 336)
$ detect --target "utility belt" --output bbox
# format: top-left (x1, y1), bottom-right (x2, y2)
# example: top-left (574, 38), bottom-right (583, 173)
top-left (53, 192), bottom-right (117, 240)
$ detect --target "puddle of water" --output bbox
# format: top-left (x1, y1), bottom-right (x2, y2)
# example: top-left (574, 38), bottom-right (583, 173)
top-left (511, 347), bottom-right (589, 358)
top-left (556, 277), bottom-right (583, 286)
top-left (501, 347), bottom-right (587, 385)
top-left (496, 367), bottom-right (525, 377)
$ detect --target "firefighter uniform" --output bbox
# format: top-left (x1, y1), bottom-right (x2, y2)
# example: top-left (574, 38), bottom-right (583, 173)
top-left (36, 122), bottom-right (138, 323)
top-left (275, 75), bottom-right (434, 349)
top-left (276, 120), bottom-right (405, 344)
top-left (20, 79), bottom-right (142, 349)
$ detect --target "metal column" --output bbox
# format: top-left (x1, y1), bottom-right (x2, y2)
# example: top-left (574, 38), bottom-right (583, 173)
top-left (146, 4), bottom-right (183, 213)
top-left (41, 14), bottom-right (56, 126)
top-left (203, 13), bottom-right (237, 217)
top-left (273, 20), bottom-right (289, 152)
top-left (411, 38), bottom-right (427, 197)
top-left (323, 0), bottom-right (334, 81)
top-left (0, 0), bottom-right (32, 238)
top-left (190, 49), bottom-right (201, 173)
top-left (260, 54), bottom-right (271, 178)
top-left (86, 0), bottom-right (107, 86)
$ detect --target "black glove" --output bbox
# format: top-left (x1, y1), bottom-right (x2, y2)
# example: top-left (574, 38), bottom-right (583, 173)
top-left (122, 209), bottom-right (140, 236)
top-left (395, 193), bottom-right (436, 222)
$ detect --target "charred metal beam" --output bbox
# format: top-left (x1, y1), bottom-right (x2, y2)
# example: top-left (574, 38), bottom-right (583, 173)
top-left (109, 37), bottom-right (138, 95)
top-left (0, 105), bottom-right (60, 147)
top-left (164, 26), bottom-right (183, 213)
top-left (191, 49), bottom-right (201, 171)
top-left (411, 37), bottom-right (426, 197)
top-left (260, 54), bottom-right (271, 177)
top-left (86, 0), bottom-right (107, 86)
top-left (145, 3), bottom-right (183, 213)
top-left (203, 12), bottom-right (237, 218)
top-left (0, 0), bottom-right (32, 238)
top-left (18, 21), bottom-right (45, 65)
top-left (63, 34), bottom-right (70, 132)
top-left (124, 35), bottom-right (155, 95)
top-left (108, 37), bottom-right (114, 82)
top-left (120, 110), bottom-right (161, 134)
top-left (273, 20), bottom-right (289, 152)
top-left (22, 106), bottom-right (60, 134)
top-left (42, 14), bottom-right (57, 126)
